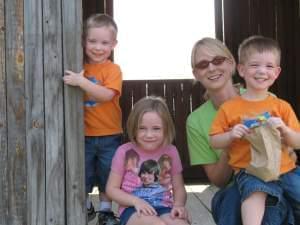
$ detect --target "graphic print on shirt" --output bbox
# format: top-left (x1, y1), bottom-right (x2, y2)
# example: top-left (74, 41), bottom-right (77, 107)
top-left (121, 149), bottom-right (173, 208)
top-left (84, 76), bottom-right (99, 107)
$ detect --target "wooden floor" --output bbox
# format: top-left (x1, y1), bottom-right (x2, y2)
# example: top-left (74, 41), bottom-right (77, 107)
top-left (89, 185), bottom-right (218, 225)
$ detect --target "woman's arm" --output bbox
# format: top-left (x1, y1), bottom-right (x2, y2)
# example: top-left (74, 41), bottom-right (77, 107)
top-left (202, 150), bottom-right (233, 188)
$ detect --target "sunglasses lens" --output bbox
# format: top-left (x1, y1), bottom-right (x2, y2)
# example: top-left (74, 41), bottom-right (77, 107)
top-left (211, 56), bottom-right (226, 65)
top-left (195, 56), bottom-right (227, 69)
top-left (195, 61), bottom-right (209, 69)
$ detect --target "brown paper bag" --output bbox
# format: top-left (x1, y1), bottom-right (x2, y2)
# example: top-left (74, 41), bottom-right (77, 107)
top-left (245, 125), bottom-right (281, 182)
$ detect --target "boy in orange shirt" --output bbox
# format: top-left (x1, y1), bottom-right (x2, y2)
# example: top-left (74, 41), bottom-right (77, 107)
top-left (63, 14), bottom-right (122, 225)
top-left (209, 36), bottom-right (300, 225)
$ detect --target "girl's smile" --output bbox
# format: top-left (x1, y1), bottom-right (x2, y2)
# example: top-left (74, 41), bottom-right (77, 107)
top-left (136, 111), bottom-right (165, 152)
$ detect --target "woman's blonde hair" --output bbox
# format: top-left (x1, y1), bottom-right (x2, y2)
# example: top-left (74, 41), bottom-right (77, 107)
top-left (126, 96), bottom-right (175, 145)
top-left (191, 37), bottom-right (236, 74)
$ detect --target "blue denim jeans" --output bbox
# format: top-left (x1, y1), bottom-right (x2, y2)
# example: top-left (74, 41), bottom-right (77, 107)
top-left (119, 206), bottom-right (171, 225)
top-left (211, 179), bottom-right (294, 225)
top-left (280, 166), bottom-right (300, 225)
top-left (85, 134), bottom-right (122, 193)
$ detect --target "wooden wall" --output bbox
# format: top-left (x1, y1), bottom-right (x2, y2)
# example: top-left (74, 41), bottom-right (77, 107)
top-left (120, 80), bottom-right (208, 182)
top-left (0, 0), bottom-right (85, 225)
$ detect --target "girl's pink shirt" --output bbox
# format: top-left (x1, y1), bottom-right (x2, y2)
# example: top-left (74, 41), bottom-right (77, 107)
top-left (111, 142), bottom-right (183, 215)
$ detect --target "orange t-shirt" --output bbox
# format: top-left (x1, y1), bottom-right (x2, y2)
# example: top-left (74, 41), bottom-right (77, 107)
top-left (84, 60), bottom-right (123, 136)
top-left (210, 95), bottom-right (300, 174)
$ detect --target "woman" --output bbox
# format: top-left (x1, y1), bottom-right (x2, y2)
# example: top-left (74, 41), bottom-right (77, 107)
top-left (186, 37), bottom-right (294, 225)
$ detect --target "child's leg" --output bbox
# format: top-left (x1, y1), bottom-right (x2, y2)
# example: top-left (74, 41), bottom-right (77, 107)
top-left (85, 137), bottom-right (98, 220)
top-left (241, 191), bottom-right (266, 225)
top-left (126, 214), bottom-right (165, 225)
top-left (97, 134), bottom-right (122, 211)
top-left (160, 213), bottom-right (190, 225)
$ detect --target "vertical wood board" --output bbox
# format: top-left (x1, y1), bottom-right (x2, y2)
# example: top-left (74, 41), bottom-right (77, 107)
top-left (0, 0), bottom-right (7, 224)
top-left (24, 0), bottom-right (46, 224)
top-left (62, 0), bottom-right (85, 224)
top-left (43, 0), bottom-right (65, 224)
top-left (5, 0), bottom-right (27, 224)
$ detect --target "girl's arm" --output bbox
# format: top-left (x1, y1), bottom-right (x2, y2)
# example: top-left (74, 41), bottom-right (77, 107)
top-left (170, 173), bottom-right (188, 220)
top-left (106, 171), bottom-right (156, 216)
top-left (63, 70), bottom-right (115, 102)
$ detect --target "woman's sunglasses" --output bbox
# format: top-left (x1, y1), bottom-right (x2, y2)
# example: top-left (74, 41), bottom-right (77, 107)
top-left (194, 56), bottom-right (228, 70)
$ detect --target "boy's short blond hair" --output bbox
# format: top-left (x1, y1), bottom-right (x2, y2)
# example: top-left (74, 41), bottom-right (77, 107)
top-left (126, 96), bottom-right (175, 145)
top-left (238, 35), bottom-right (281, 65)
top-left (83, 13), bottom-right (118, 43)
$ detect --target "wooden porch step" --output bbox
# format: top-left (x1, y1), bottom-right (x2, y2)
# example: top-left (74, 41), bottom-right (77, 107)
top-left (89, 185), bottom-right (218, 225)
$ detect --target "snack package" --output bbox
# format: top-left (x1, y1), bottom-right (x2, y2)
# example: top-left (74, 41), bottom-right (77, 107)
top-left (244, 112), bottom-right (281, 181)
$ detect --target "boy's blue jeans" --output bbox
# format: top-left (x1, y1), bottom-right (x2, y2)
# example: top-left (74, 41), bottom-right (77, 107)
top-left (211, 181), bottom-right (294, 225)
top-left (85, 134), bottom-right (122, 193)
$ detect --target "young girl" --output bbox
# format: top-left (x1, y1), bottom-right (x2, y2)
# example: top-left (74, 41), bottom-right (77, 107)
top-left (106, 96), bottom-right (190, 225)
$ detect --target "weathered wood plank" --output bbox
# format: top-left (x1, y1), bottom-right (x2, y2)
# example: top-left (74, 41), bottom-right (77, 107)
top-left (186, 192), bottom-right (215, 225)
top-left (0, 0), bottom-right (7, 224)
top-left (43, 0), bottom-right (65, 224)
top-left (185, 185), bottom-right (217, 225)
top-left (187, 185), bottom-right (219, 211)
top-left (62, 0), bottom-right (85, 224)
top-left (5, 0), bottom-right (27, 224)
top-left (24, 0), bottom-right (45, 224)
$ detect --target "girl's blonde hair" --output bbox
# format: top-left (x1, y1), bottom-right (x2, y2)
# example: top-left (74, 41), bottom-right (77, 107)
top-left (191, 37), bottom-right (236, 74)
top-left (126, 96), bottom-right (175, 145)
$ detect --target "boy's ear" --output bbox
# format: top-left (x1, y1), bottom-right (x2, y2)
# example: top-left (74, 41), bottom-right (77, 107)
top-left (274, 66), bottom-right (281, 79)
top-left (237, 64), bottom-right (245, 78)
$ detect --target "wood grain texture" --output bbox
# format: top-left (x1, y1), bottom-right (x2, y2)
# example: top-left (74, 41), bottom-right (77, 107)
top-left (24, 0), bottom-right (45, 224)
top-left (62, 0), bottom-right (85, 224)
top-left (43, 0), bottom-right (65, 224)
top-left (0, 0), bottom-right (7, 224)
top-left (5, 0), bottom-right (27, 224)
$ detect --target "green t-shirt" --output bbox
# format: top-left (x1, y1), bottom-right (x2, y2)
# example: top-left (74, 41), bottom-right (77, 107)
top-left (186, 88), bottom-right (246, 166)
top-left (186, 100), bottom-right (222, 166)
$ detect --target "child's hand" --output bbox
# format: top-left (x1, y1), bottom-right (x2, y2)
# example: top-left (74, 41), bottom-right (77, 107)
top-left (171, 205), bottom-right (189, 220)
top-left (63, 70), bottom-right (84, 86)
top-left (230, 124), bottom-right (250, 139)
top-left (267, 117), bottom-right (290, 136)
top-left (267, 117), bottom-right (285, 129)
top-left (133, 198), bottom-right (157, 217)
